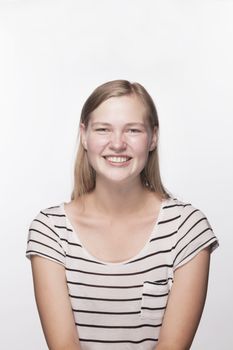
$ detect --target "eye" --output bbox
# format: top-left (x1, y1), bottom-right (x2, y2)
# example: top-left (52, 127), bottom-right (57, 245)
top-left (95, 128), bottom-right (109, 132)
top-left (128, 128), bottom-right (142, 133)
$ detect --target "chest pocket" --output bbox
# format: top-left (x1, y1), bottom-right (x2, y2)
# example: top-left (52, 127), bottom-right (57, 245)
top-left (140, 280), bottom-right (170, 321)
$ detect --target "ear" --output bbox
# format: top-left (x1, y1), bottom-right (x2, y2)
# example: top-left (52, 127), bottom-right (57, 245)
top-left (80, 123), bottom-right (87, 150)
top-left (149, 126), bottom-right (158, 151)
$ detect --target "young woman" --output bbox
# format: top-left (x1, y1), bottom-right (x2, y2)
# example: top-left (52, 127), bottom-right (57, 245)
top-left (26, 80), bottom-right (219, 350)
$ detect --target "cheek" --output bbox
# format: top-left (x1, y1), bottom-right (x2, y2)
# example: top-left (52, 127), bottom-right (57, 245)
top-left (86, 136), bottom-right (108, 152)
top-left (128, 136), bottom-right (151, 155)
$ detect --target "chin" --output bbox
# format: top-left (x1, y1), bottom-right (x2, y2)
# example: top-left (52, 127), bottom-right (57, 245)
top-left (98, 173), bottom-right (141, 185)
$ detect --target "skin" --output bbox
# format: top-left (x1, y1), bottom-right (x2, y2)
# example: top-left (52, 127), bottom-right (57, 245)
top-left (31, 94), bottom-right (211, 349)
top-left (80, 94), bottom-right (158, 216)
top-left (31, 256), bottom-right (81, 350)
top-left (155, 247), bottom-right (211, 350)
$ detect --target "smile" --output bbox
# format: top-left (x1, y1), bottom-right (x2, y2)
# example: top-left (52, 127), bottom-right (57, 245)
top-left (104, 156), bottom-right (131, 163)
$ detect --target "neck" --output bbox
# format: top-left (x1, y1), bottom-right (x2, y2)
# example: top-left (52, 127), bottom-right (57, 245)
top-left (83, 177), bottom-right (162, 217)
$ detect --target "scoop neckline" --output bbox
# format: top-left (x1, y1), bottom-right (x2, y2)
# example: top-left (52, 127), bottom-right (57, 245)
top-left (60, 198), bottom-right (169, 266)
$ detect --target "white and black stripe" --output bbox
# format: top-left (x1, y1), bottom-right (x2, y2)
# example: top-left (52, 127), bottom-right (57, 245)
top-left (26, 196), bottom-right (219, 349)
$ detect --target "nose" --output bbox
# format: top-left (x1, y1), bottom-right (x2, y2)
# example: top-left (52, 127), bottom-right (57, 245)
top-left (109, 131), bottom-right (127, 151)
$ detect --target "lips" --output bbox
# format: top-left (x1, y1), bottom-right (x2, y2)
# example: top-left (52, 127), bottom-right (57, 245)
top-left (103, 156), bottom-right (132, 163)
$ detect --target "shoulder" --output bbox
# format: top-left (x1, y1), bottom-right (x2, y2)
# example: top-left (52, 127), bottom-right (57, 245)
top-left (26, 203), bottom-right (67, 266)
top-left (170, 196), bottom-right (219, 269)
top-left (28, 203), bottom-right (66, 236)
top-left (164, 196), bottom-right (192, 217)
top-left (31, 203), bottom-right (64, 221)
top-left (164, 196), bottom-right (215, 233)
top-left (166, 196), bottom-right (206, 217)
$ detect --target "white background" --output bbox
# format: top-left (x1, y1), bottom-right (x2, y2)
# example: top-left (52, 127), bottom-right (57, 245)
top-left (0, 0), bottom-right (232, 349)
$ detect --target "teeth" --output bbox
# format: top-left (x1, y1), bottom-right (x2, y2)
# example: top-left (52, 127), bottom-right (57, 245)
top-left (105, 156), bottom-right (130, 163)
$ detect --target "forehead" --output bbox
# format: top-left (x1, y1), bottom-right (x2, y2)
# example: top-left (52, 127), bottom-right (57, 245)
top-left (89, 95), bottom-right (148, 124)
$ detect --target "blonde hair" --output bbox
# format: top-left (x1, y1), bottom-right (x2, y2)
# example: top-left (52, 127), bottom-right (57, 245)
top-left (71, 79), bottom-right (171, 200)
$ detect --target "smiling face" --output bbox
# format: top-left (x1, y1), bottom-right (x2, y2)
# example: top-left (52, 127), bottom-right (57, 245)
top-left (80, 94), bottom-right (157, 186)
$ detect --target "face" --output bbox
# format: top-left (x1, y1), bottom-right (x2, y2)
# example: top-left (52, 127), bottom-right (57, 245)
top-left (80, 95), bottom-right (157, 186)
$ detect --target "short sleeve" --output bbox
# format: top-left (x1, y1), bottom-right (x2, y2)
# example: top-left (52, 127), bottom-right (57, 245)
top-left (173, 204), bottom-right (219, 270)
top-left (26, 209), bottom-right (66, 266)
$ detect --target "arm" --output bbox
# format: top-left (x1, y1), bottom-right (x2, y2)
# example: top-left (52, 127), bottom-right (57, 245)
top-left (30, 256), bottom-right (82, 350)
top-left (156, 247), bottom-right (211, 350)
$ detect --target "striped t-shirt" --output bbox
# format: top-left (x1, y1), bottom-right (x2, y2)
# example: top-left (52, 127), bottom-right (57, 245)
top-left (26, 196), bottom-right (219, 350)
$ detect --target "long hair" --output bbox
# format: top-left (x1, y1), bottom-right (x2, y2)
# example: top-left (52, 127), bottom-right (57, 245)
top-left (71, 79), bottom-right (171, 200)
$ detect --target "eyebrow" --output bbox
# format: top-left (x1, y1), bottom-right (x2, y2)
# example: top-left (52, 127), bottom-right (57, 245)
top-left (91, 122), bottom-right (146, 127)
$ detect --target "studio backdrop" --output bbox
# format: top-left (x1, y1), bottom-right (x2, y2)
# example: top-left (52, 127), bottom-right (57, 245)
top-left (0, 1), bottom-right (232, 349)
